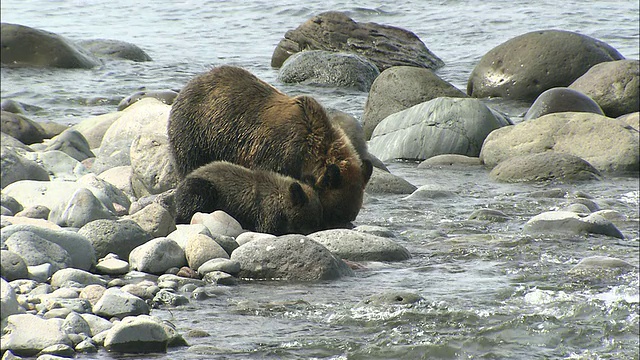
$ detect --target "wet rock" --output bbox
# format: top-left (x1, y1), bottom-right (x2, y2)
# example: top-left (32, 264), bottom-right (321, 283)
top-left (278, 50), bottom-right (379, 91)
top-left (363, 66), bottom-right (467, 139)
top-left (368, 97), bottom-right (511, 162)
top-left (129, 237), bottom-right (186, 275)
top-left (468, 208), bottom-right (511, 222)
top-left (152, 289), bottom-right (190, 306)
top-left (190, 211), bottom-right (245, 238)
top-left (271, 11), bottom-right (444, 72)
top-left (523, 211), bottom-right (624, 239)
top-left (489, 152), bottom-right (602, 183)
top-left (1, 99), bottom-right (27, 114)
top-left (15, 205), bottom-right (50, 219)
top-left (1, 147), bottom-right (50, 188)
top-left (103, 315), bottom-right (170, 353)
top-left (480, 112), bottom-right (639, 173)
top-left (467, 30), bottom-right (623, 101)
top-left (71, 112), bottom-right (122, 149)
top-left (418, 154), bottom-right (483, 168)
top-left (42, 129), bottom-right (94, 162)
top-left (569, 256), bottom-right (637, 274)
top-left (404, 185), bottom-right (458, 200)
top-left (126, 203), bottom-right (176, 238)
top-left (1, 111), bottom-right (46, 144)
top-left (0, 224), bottom-right (96, 271)
top-left (80, 313), bottom-right (113, 336)
top-left (1, 132), bottom-right (33, 152)
top-left (1, 278), bottom-right (25, 320)
top-left (75, 339), bottom-right (98, 353)
top-left (78, 219), bottom-right (151, 260)
top-left (308, 229), bottom-right (411, 261)
top-left (92, 288), bottom-right (149, 319)
top-left (197, 258), bottom-right (241, 276)
top-left (50, 268), bottom-right (106, 288)
top-left (77, 38), bottom-right (152, 62)
top-left (0, 313), bottom-right (73, 356)
top-left (365, 167), bottom-right (417, 194)
top-left (230, 234), bottom-right (354, 281)
top-left (1, 250), bottom-right (29, 281)
top-left (561, 203), bottom-right (592, 214)
top-left (202, 271), bottom-right (238, 286)
top-left (1, 23), bottom-right (99, 68)
top-left (362, 291), bottom-right (423, 305)
top-left (3, 231), bottom-right (72, 273)
top-left (523, 87), bottom-right (604, 120)
top-left (569, 59), bottom-right (639, 117)
top-left (117, 90), bottom-right (179, 111)
top-left (185, 234), bottom-right (230, 270)
top-left (48, 187), bottom-right (115, 228)
top-left (353, 225), bottom-right (395, 238)
top-left (129, 133), bottom-right (180, 198)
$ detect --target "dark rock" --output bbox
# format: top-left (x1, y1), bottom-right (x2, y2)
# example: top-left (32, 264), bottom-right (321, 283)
top-left (43, 128), bottom-right (94, 162)
top-left (1, 111), bottom-right (46, 145)
top-left (365, 167), bottom-right (416, 195)
top-left (1, 250), bottom-right (29, 281)
top-left (77, 39), bottom-right (152, 62)
top-left (3, 231), bottom-right (73, 273)
top-left (523, 87), bottom-right (604, 120)
top-left (117, 90), bottom-right (179, 111)
top-left (78, 219), bottom-right (151, 261)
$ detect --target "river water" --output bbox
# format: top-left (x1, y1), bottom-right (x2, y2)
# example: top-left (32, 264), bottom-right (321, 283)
top-left (1, 1), bottom-right (639, 359)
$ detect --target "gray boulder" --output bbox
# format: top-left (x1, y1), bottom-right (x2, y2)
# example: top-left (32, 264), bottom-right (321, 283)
top-left (48, 187), bottom-right (115, 228)
top-left (1, 111), bottom-right (46, 144)
top-left (480, 112), bottom-right (639, 173)
top-left (78, 219), bottom-right (151, 260)
top-left (76, 38), bottom-right (152, 62)
top-left (278, 50), bottom-right (379, 91)
top-left (1, 132), bottom-right (32, 152)
top-left (92, 287), bottom-right (149, 319)
top-left (42, 128), bottom-right (94, 162)
top-left (103, 315), bottom-right (170, 353)
top-left (0, 250), bottom-right (29, 281)
top-left (185, 233), bottom-right (230, 270)
top-left (129, 133), bottom-right (180, 198)
top-left (197, 258), bottom-right (241, 276)
top-left (129, 237), bottom-right (186, 275)
top-left (1, 278), bottom-right (25, 320)
top-left (50, 268), bottom-right (106, 288)
top-left (271, 11), bottom-right (444, 72)
top-left (523, 211), bottom-right (624, 239)
top-left (308, 229), bottom-right (411, 261)
top-left (569, 59), bottom-right (639, 117)
top-left (3, 231), bottom-right (72, 273)
top-left (117, 90), bottom-right (179, 111)
top-left (418, 154), bottom-right (482, 168)
top-left (0, 314), bottom-right (73, 357)
top-left (0, 23), bottom-right (99, 68)
top-left (365, 167), bottom-right (417, 195)
top-left (363, 66), bottom-right (467, 140)
top-left (126, 202), bottom-right (176, 238)
top-left (523, 87), bottom-right (604, 120)
top-left (0, 224), bottom-right (96, 271)
top-left (230, 234), bottom-right (353, 281)
top-left (1, 193), bottom-right (23, 214)
top-left (467, 30), bottom-right (623, 101)
top-left (190, 211), bottom-right (245, 238)
top-left (368, 97), bottom-right (511, 162)
top-left (1, 146), bottom-right (50, 188)
top-left (489, 152), bottom-right (602, 183)
top-left (77, 172), bottom-right (131, 212)
top-left (23, 150), bottom-right (90, 181)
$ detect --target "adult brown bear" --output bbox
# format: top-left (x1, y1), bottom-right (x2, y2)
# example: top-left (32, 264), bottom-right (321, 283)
top-left (168, 65), bottom-right (372, 227)
top-left (174, 161), bottom-right (323, 235)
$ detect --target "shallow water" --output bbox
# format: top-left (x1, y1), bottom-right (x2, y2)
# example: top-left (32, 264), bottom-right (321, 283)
top-left (1, 1), bottom-right (639, 359)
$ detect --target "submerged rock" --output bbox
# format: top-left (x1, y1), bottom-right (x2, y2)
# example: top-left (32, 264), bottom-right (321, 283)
top-left (77, 38), bottom-right (152, 62)
top-left (523, 211), bottom-right (624, 239)
top-left (308, 229), bottom-right (411, 262)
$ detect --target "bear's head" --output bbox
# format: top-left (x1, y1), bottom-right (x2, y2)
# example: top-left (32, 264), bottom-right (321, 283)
top-left (283, 181), bottom-right (324, 235)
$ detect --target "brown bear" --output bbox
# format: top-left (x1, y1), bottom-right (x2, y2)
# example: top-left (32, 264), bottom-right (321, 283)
top-left (174, 161), bottom-right (323, 235)
top-left (168, 65), bottom-right (372, 227)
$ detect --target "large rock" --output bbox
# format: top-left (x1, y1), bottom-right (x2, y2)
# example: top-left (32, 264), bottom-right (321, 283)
top-left (569, 59), bottom-right (640, 117)
top-left (523, 87), bottom-right (604, 120)
top-left (271, 11), bottom-right (444, 72)
top-left (1, 250), bottom-right (29, 281)
top-left (129, 237), bottom-right (186, 275)
top-left (230, 234), bottom-right (353, 281)
top-left (76, 39), bottom-right (152, 62)
top-left (50, 268), bottom-right (106, 288)
top-left (47, 187), bottom-right (116, 228)
top-left (1, 278), bottom-right (25, 320)
top-left (92, 288), bottom-right (149, 319)
top-left (0, 314), bottom-right (73, 357)
top-left (523, 211), bottom-right (624, 239)
top-left (1, 111), bottom-right (46, 144)
top-left (308, 229), bottom-right (411, 261)
top-left (103, 315), bottom-right (170, 353)
top-left (78, 219), bottom-right (151, 260)
top-left (0, 146), bottom-right (50, 188)
top-left (368, 97), bottom-right (511, 162)
top-left (41, 128), bottom-right (94, 162)
top-left (184, 233), bottom-right (230, 270)
top-left (0, 23), bottom-right (99, 68)
top-left (3, 231), bottom-right (73, 273)
top-left (489, 152), bottom-right (602, 183)
top-left (467, 30), bottom-right (624, 101)
top-left (365, 167), bottom-right (417, 195)
top-left (129, 133), bottom-right (180, 198)
top-left (363, 66), bottom-right (467, 140)
top-left (71, 112), bottom-right (123, 149)
top-left (77, 173), bottom-right (132, 212)
top-left (480, 112), bottom-right (639, 173)
top-left (278, 50), bottom-right (379, 91)
top-left (126, 203), bottom-right (176, 238)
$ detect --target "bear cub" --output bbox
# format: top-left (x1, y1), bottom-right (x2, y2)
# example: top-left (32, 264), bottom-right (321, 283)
top-left (174, 161), bottom-right (323, 236)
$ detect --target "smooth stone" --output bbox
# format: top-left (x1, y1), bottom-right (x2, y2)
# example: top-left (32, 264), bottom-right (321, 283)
top-left (78, 219), bottom-right (151, 261)
top-left (489, 152), bottom-right (602, 183)
top-left (0, 111), bottom-right (46, 144)
top-left (480, 112), bottom-right (639, 173)
top-left (365, 167), bottom-right (417, 195)
top-left (231, 234), bottom-right (354, 281)
top-left (48, 187), bottom-right (115, 228)
top-left (403, 185), bottom-right (458, 200)
top-left (103, 315), bottom-right (170, 353)
top-left (76, 38), bottom-right (152, 62)
top-left (15, 205), bottom-right (50, 219)
top-left (278, 50), bottom-right (379, 91)
top-left (368, 97), bottom-right (511, 162)
top-left (129, 133), bottom-right (180, 198)
top-left (197, 258), bottom-right (241, 276)
top-left (129, 237), bottom-right (186, 275)
top-left (117, 90), bottom-right (179, 111)
top-left (185, 234), bottom-right (230, 270)
top-left (1, 99), bottom-right (26, 114)
top-left (156, 274), bottom-right (206, 289)
top-left (0, 314), bottom-right (73, 357)
top-left (1, 193), bottom-right (23, 214)
top-left (308, 229), bottom-right (411, 262)
top-left (3, 231), bottom-right (72, 273)
top-left (468, 208), bottom-right (511, 222)
top-left (95, 257), bottom-right (129, 276)
top-left (36, 344), bottom-right (75, 357)
top-left (467, 29), bottom-right (623, 101)
top-left (523, 87), bottom-right (604, 120)
top-left (71, 112), bottom-right (122, 149)
top-left (61, 311), bottom-right (92, 336)
top-left (166, 223), bottom-right (214, 249)
top-left (50, 268), bottom-right (106, 289)
top-left (151, 289), bottom-right (190, 307)
top-left (234, 231), bottom-right (276, 246)
top-left (1, 278), bottom-right (25, 320)
top-left (569, 59), bottom-right (639, 117)
top-left (418, 154), bottom-right (482, 168)
top-left (0, 224), bottom-right (96, 271)
top-left (363, 66), bottom-right (467, 139)
top-left (560, 203), bottom-right (592, 214)
top-left (523, 211), bottom-right (624, 239)
top-left (1, 250), bottom-right (29, 281)
top-left (92, 287), bottom-right (149, 319)
top-left (569, 256), bottom-right (637, 274)
top-left (96, 165), bottom-right (134, 200)
top-left (22, 150), bottom-right (90, 181)
top-left (27, 263), bottom-right (54, 283)
top-left (75, 339), bottom-right (98, 353)
top-left (77, 173), bottom-right (131, 213)
top-left (0, 147), bottom-right (50, 188)
top-left (79, 313), bottom-right (114, 336)
top-left (78, 284), bottom-right (106, 306)
top-left (191, 211), bottom-right (245, 238)
top-left (41, 128), bottom-right (94, 162)
top-left (126, 203), bottom-right (176, 239)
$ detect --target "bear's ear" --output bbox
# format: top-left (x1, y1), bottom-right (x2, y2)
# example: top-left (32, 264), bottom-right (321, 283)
top-left (289, 182), bottom-right (309, 207)
top-left (318, 164), bottom-right (342, 189)
top-left (362, 159), bottom-right (373, 184)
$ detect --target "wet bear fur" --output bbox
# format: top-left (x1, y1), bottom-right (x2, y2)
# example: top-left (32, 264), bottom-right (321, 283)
top-left (174, 161), bottom-right (323, 235)
top-left (168, 65), bottom-right (373, 227)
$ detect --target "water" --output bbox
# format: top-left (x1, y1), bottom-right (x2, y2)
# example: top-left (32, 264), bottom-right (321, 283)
top-left (1, 1), bottom-right (639, 359)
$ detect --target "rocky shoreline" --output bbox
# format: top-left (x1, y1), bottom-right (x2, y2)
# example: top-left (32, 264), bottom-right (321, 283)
top-left (2, 12), bottom-right (639, 358)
